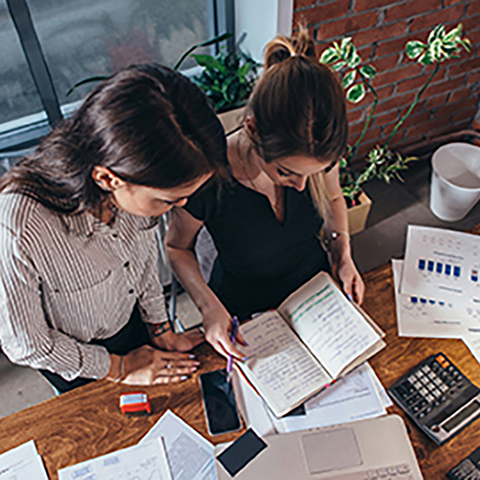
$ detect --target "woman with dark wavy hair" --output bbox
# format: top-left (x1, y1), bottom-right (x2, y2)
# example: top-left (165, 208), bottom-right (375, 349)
top-left (0, 64), bottom-right (227, 393)
top-left (166, 28), bottom-right (364, 361)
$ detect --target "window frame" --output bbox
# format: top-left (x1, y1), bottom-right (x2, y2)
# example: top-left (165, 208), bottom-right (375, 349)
top-left (0, 0), bottom-right (236, 152)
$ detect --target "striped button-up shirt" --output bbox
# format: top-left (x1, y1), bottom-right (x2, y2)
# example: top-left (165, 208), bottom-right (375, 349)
top-left (0, 192), bottom-right (168, 380)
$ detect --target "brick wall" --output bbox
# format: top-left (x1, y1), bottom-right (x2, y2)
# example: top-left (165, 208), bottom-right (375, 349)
top-left (293, 0), bottom-right (480, 160)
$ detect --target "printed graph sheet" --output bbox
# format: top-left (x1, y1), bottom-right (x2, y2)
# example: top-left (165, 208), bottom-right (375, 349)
top-left (402, 225), bottom-right (480, 309)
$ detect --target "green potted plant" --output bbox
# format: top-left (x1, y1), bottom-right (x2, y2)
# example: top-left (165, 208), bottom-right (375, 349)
top-left (319, 23), bottom-right (471, 234)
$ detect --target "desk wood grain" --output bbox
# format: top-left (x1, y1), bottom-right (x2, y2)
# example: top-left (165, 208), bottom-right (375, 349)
top-left (2, 227), bottom-right (480, 478)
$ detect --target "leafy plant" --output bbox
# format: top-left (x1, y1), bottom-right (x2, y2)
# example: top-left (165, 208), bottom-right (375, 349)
top-left (187, 43), bottom-right (260, 113)
top-left (320, 23), bottom-right (471, 204)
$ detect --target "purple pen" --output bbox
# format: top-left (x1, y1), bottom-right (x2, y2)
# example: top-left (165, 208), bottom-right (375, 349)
top-left (226, 316), bottom-right (239, 378)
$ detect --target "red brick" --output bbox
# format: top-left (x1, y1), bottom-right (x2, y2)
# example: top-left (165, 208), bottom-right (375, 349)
top-left (426, 92), bottom-right (450, 109)
top-left (465, 28), bottom-right (480, 49)
top-left (445, 0), bottom-right (468, 5)
top-left (405, 117), bottom-right (453, 137)
top-left (374, 63), bottom-right (421, 88)
top-left (449, 87), bottom-right (472, 103)
top-left (371, 53), bottom-right (401, 73)
top-left (314, 11), bottom-right (378, 42)
top-left (353, 21), bottom-right (408, 47)
top-left (375, 34), bottom-right (412, 58)
top-left (385, 0), bottom-right (442, 23)
top-left (376, 92), bottom-right (416, 115)
top-left (422, 77), bottom-right (465, 97)
top-left (347, 107), bottom-right (365, 124)
top-left (294, 0), bottom-right (318, 8)
top-left (409, 5), bottom-right (466, 32)
top-left (467, 1), bottom-right (480, 16)
top-left (373, 109), bottom-right (400, 127)
top-left (449, 57), bottom-right (480, 78)
top-left (396, 69), bottom-right (447, 95)
top-left (462, 13), bottom-right (480, 34)
top-left (354, 0), bottom-right (402, 12)
top-left (397, 111), bottom-right (432, 131)
top-left (349, 121), bottom-right (368, 136)
top-left (302, 0), bottom-right (352, 26)
top-left (467, 69), bottom-right (480, 86)
top-left (452, 105), bottom-right (478, 122)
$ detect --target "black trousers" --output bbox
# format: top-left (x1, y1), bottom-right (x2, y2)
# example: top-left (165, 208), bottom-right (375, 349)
top-left (40, 306), bottom-right (151, 394)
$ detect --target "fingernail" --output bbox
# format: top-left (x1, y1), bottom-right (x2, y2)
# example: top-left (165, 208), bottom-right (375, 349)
top-left (193, 361), bottom-right (200, 366)
top-left (181, 375), bottom-right (188, 381)
top-left (347, 294), bottom-right (353, 301)
top-left (244, 340), bottom-right (250, 346)
top-left (190, 366), bottom-right (197, 372)
top-left (189, 354), bottom-right (196, 359)
top-left (242, 356), bottom-right (248, 362)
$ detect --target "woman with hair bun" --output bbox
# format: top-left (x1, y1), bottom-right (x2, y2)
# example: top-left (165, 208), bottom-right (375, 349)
top-left (166, 28), bottom-right (364, 360)
top-left (0, 64), bottom-right (228, 393)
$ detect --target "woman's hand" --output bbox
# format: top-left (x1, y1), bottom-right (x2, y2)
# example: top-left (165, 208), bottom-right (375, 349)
top-left (330, 240), bottom-right (365, 304)
top-left (152, 328), bottom-right (205, 352)
top-left (116, 346), bottom-right (200, 386)
top-left (202, 300), bottom-right (246, 360)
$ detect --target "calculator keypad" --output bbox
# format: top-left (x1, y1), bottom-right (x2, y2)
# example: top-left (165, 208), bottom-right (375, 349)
top-left (392, 355), bottom-right (464, 421)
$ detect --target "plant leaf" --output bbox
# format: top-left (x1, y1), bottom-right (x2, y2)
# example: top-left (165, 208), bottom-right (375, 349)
top-left (342, 70), bottom-right (356, 88)
top-left (405, 40), bottom-right (425, 59)
top-left (360, 64), bottom-right (376, 79)
top-left (191, 54), bottom-right (227, 74)
top-left (346, 83), bottom-right (365, 103)
top-left (66, 75), bottom-right (109, 96)
top-left (320, 48), bottom-right (340, 64)
top-left (331, 60), bottom-right (346, 71)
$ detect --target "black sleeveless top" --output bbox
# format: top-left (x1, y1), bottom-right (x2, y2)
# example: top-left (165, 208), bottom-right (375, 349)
top-left (185, 178), bottom-right (330, 319)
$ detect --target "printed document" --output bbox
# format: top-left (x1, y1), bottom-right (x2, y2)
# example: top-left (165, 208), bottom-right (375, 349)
top-left (58, 439), bottom-right (172, 480)
top-left (141, 410), bottom-right (215, 480)
top-left (392, 259), bottom-right (480, 337)
top-left (232, 363), bottom-right (388, 435)
top-left (0, 440), bottom-right (48, 480)
top-left (402, 225), bottom-right (480, 307)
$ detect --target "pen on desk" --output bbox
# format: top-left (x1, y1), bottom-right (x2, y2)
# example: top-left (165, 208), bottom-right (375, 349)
top-left (226, 316), bottom-right (239, 381)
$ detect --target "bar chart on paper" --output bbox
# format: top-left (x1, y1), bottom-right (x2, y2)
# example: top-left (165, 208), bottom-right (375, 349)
top-left (401, 226), bottom-right (480, 307)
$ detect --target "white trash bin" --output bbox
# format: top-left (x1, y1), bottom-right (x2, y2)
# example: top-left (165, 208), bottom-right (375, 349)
top-left (430, 142), bottom-right (480, 221)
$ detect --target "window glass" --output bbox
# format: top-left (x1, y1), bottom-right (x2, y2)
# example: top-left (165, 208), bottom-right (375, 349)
top-left (27, 0), bottom-right (214, 107)
top-left (0, 0), bottom-right (44, 125)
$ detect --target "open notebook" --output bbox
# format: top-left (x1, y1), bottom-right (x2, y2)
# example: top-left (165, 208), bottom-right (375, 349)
top-left (236, 271), bottom-right (386, 417)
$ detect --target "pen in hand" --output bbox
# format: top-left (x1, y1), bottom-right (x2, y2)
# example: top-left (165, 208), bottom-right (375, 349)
top-left (226, 316), bottom-right (239, 381)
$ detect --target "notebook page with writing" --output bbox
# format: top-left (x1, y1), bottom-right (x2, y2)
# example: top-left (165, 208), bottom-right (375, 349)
top-left (278, 272), bottom-right (381, 379)
top-left (238, 310), bottom-right (331, 417)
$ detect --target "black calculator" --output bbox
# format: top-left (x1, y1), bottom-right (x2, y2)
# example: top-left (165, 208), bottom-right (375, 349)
top-left (388, 353), bottom-right (480, 445)
top-left (448, 446), bottom-right (480, 479)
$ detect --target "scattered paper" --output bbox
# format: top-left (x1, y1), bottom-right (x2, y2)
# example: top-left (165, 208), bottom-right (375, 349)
top-left (402, 225), bottom-right (480, 308)
top-left (0, 440), bottom-right (48, 480)
top-left (232, 363), bottom-right (388, 435)
top-left (141, 410), bottom-right (216, 480)
top-left (58, 439), bottom-right (172, 480)
top-left (392, 259), bottom-right (480, 337)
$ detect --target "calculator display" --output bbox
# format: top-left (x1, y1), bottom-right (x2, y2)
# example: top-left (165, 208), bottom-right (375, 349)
top-left (443, 400), bottom-right (480, 432)
top-left (389, 353), bottom-right (480, 445)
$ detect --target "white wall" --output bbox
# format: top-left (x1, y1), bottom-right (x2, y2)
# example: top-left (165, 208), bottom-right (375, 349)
top-left (235, 0), bottom-right (293, 62)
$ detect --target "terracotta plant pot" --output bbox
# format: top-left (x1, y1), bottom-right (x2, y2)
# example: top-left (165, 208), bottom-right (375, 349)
top-left (218, 106), bottom-right (246, 134)
top-left (347, 191), bottom-right (372, 235)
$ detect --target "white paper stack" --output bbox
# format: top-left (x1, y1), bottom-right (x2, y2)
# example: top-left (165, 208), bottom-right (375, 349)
top-left (393, 225), bottom-right (480, 362)
top-left (0, 440), bottom-right (49, 480)
top-left (232, 362), bottom-right (392, 436)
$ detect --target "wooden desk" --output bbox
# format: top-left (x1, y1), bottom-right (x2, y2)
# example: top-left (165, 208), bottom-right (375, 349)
top-left (2, 254), bottom-right (480, 478)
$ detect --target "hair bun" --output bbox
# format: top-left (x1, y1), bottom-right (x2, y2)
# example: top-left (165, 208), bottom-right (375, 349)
top-left (264, 26), bottom-right (316, 69)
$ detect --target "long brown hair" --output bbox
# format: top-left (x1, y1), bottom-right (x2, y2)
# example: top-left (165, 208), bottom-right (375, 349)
top-left (248, 27), bottom-right (347, 216)
top-left (0, 64), bottom-right (227, 214)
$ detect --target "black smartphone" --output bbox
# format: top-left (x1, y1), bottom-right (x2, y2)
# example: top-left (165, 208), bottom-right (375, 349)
top-left (199, 369), bottom-right (242, 435)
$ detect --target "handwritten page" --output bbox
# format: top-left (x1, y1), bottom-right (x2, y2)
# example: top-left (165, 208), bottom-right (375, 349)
top-left (402, 225), bottom-right (480, 307)
top-left (238, 310), bottom-right (331, 417)
top-left (141, 410), bottom-right (215, 480)
top-left (233, 363), bottom-right (388, 435)
top-left (58, 439), bottom-right (172, 480)
top-left (279, 272), bottom-right (381, 378)
top-left (0, 440), bottom-right (48, 480)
